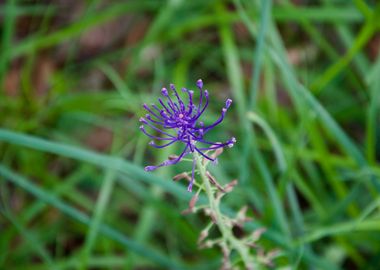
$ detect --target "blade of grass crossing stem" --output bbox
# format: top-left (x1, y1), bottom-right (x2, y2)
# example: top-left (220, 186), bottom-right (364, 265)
top-left (0, 165), bottom-right (184, 270)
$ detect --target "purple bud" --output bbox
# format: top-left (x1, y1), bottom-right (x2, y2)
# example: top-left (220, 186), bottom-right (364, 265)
top-left (161, 88), bottom-right (168, 96)
top-left (149, 141), bottom-right (154, 145)
top-left (170, 84), bottom-right (175, 90)
top-left (225, 99), bottom-right (232, 108)
top-left (143, 103), bottom-right (149, 110)
top-left (196, 79), bottom-right (203, 89)
top-left (139, 125), bottom-right (145, 130)
top-left (228, 137), bottom-right (236, 148)
top-left (204, 90), bottom-right (209, 97)
top-left (144, 166), bottom-right (157, 172)
top-left (222, 108), bottom-right (227, 113)
top-left (139, 117), bottom-right (147, 124)
top-left (187, 184), bottom-right (193, 192)
top-left (146, 114), bottom-right (151, 119)
top-left (181, 87), bottom-right (187, 92)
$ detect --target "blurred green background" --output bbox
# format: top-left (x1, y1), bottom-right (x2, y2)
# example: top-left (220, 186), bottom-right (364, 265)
top-left (1, 0), bottom-right (380, 269)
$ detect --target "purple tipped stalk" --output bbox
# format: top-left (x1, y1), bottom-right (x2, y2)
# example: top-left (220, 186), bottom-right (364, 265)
top-left (196, 79), bottom-right (203, 89)
top-left (161, 88), bottom-right (168, 96)
top-left (140, 79), bottom-right (235, 191)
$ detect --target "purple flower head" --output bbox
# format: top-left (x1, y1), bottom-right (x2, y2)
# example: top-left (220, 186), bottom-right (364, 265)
top-left (140, 79), bottom-right (235, 192)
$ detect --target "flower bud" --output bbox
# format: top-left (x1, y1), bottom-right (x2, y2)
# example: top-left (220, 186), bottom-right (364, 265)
top-left (196, 79), bottom-right (203, 89)
top-left (225, 99), bottom-right (232, 108)
top-left (144, 166), bottom-right (156, 171)
top-left (161, 87), bottom-right (168, 96)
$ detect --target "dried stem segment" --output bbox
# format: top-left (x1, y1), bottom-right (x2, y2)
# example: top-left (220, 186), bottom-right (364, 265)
top-left (194, 152), bottom-right (255, 270)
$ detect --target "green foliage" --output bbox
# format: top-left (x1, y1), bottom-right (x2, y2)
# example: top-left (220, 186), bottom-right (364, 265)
top-left (1, 0), bottom-right (380, 269)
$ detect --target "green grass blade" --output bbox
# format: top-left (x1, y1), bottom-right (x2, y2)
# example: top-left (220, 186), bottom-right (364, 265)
top-left (0, 165), bottom-right (184, 270)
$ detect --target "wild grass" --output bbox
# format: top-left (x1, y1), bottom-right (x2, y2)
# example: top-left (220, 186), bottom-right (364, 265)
top-left (0, 0), bottom-right (379, 269)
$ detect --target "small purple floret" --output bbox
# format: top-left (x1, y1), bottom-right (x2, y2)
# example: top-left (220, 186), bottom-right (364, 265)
top-left (226, 99), bottom-right (232, 108)
top-left (161, 88), bottom-right (168, 96)
top-left (144, 166), bottom-right (157, 171)
top-left (140, 79), bottom-right (234, 192)
top-left (139, 117), bottom-right (147, 124)
top-left (196, 79), bottom-right (203, 89)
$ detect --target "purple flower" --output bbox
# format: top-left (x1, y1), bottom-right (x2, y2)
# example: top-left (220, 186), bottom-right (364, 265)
top-left (140, 79), bottom-right (235, 192)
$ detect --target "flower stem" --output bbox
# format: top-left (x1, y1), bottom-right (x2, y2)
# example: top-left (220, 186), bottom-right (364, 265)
top-left (194, 152), bottom-right (254, 269)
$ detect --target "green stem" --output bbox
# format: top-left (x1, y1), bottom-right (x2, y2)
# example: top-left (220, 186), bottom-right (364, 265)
top-left (194, 152), bottom-right (255, 269)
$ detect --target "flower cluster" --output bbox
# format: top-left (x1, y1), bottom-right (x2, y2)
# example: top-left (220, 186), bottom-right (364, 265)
top-left (140, 79), bottom-right (235, 191)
